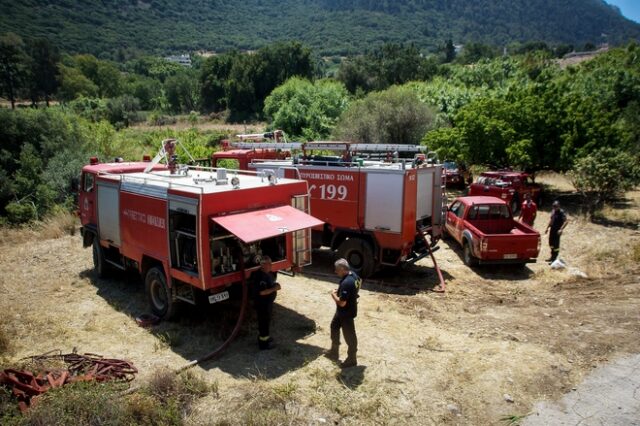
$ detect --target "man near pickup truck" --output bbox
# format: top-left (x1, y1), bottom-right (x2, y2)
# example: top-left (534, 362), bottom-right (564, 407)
top-left (327, 258), bottom-right (361, 368)
top-left (519, 193), bottom-right (537, 227)
top-left (251, 256), bottom-right (280, 350)
top-left (545, 201), bottom-right (567, 263)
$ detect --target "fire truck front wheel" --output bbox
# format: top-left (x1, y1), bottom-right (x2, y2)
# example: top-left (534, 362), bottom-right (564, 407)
top-left (92, 239), bottom-right (110, 278)
top-left (337, 238), bottom-right (375, 278)
top-left (145, 267), bottom-right (176, 320)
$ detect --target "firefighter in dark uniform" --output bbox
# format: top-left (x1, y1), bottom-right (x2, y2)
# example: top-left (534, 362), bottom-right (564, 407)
top-left (251, 256), bottom-right (280, 350)
top-left (545, 200), bottom-right (567, 263)
top-left (327, 258), bottom-right (361, 368)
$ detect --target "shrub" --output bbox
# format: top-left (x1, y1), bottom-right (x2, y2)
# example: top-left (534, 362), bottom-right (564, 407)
top-left (264, 77), bottom-right (350, 140)
top-left (570, 147), bottom-right (640, 212)
top-left (333, 86), bottom-right (436, 145)
top-left (22, 382), bottom-right (126, 426)
top-left (5, 202), bottom-right (37, 224)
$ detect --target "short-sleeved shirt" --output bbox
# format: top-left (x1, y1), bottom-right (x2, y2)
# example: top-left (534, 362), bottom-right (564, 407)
top-left (549, 208), bottom-right (567, 231)
top-left (251, 270), bottom-right (277, 306)
top-left (520, 200), bottom-right (537, 225)
top-left (337, 271), bottom-right (361, 318)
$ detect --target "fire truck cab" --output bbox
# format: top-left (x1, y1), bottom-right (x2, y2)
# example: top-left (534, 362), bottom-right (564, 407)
top-left (78, 141), bottom-right (322, 319)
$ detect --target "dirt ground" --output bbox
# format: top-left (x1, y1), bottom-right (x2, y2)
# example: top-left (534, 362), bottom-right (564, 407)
top-left (1, 177), bottom-right (639, 425)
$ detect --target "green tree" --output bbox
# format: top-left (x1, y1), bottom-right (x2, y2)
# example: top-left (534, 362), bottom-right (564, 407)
top-left (443, 39), bottom-right (456, 63)
top-left (164, 71), bottom-right (199, 113)
top-left (199, 52), bottom-right (235, 112)
top-left (225, 41), bottom-right (314, 119)
top-left (74, 54), bottom-right (122, 97)
top-left (337, 43), bottom-right (439, 94)
top-left (264, 77), bottom-right (350, 140)
top-left (333, 86), bottom-right (436, 145)
top-left (0, 32), bottom-right (28, 109)
top-left (26, 38), bottom-right (60, 106)
top-left (57, 64), bottom-right (99, 101)
top-left (456, 43), bottom-right (499, 65)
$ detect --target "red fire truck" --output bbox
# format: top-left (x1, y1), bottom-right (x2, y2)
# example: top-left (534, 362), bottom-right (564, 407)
top-left (213, 138), bottom-right (445, 277)
top-left (79, 139), bottom-right (322, 319)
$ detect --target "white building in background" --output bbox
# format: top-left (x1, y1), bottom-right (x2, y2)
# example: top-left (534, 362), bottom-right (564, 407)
top-left (164, 54), bottom-right (192, 67)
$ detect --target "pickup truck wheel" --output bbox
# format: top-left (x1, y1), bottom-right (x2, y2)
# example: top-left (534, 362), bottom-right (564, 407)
top-left (463, 241), bottom-right (478, 266)
top-left (92, 239), bottom-right (110, 278)
top-left (510, 195), bottom-right (520, 215)
top-left (337, 238), bottom-right (375, 278)
top-left (145, 267), bottom-right (176, 320)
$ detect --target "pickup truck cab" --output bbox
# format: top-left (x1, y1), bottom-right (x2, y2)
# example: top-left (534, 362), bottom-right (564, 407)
top-left (445, 196), bottom-right (540, 266)
top-left (468, 171), bottom-right (541, 214)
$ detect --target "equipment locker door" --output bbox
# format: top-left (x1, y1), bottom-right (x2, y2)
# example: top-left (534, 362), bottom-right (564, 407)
top-left (97, 180), bottom-right (121, 246)
top-left (364, 172), bottom-right (403, 233)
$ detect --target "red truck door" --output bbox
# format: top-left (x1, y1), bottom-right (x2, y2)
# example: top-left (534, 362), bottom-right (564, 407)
top-left (79, 171), bottom-right (97, 225)
top-left (445, 200), bottom-right (465, 242)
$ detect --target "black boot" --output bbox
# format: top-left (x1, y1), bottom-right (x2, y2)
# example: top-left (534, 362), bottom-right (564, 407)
top-left (340, 355), bottom-right (357, 368)
top-left (258, 337), bottom-right (275, 350)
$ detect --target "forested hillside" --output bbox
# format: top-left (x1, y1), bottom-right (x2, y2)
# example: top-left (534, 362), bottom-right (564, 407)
top-left (1, 0), bottom-right (639, 56)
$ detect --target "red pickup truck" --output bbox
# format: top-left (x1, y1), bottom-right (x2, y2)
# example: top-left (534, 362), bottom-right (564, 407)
top-left (445, 196), bottom-right (541, 266)
top-left (468, 171), bottom-right (541, 214)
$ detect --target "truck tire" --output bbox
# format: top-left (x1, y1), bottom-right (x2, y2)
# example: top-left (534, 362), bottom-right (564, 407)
top-left (510, 195), bottom-right (520, 215)
top-left (92, 239), bottom-right (110, 278)
top-left (337, 238), bottom-right (375, 278)
top-left (145, 267), bottom-right (176, 320)
top-left (462, 241), bottom-right (478, 267)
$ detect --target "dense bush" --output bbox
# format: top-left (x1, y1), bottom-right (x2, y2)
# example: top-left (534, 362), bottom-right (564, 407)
top-left (570, 148), bottom-right (640, 211)
top-left (264, 77), bottom-right (350, 140)
top-left (333, 86), bottom-right (436, 145)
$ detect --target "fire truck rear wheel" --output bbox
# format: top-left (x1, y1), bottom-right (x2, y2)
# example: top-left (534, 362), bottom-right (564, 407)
top-left (145, 267), bottom-right (175, 320)
top-left (92, 238), bottom-right (109, 278)
top-left (337, 238), bottom-right (375, 278)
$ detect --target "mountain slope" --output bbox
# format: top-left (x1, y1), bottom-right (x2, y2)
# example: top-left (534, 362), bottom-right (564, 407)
top-left (1, 0), bottom-right (639, 56)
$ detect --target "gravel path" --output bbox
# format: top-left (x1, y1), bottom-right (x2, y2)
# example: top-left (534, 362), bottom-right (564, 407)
top-left (524, 354), bottom-right (640, 426)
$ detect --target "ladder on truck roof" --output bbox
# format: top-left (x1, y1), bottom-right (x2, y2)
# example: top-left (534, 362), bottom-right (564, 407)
top-left (230, 141), bottom-right (429, 153)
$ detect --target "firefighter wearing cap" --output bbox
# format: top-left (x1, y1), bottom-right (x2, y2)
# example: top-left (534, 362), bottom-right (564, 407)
top-left (545, 201), bottom-right (567, 263)
top-left (327, 258), bottom-right (361, 368)
top-left (518, 193), bottom-right (538, 227)
top-left (251, 256), bottom-right (280, 350)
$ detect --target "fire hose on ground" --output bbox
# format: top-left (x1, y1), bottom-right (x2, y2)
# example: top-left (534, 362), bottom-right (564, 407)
top-left (176, 256), bottom-right (248, 373)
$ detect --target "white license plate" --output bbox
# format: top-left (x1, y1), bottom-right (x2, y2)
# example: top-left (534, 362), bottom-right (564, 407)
top-left (503, 254), bottom-right (518, 259)
top-left (209, 291), bottom-right (230, 304)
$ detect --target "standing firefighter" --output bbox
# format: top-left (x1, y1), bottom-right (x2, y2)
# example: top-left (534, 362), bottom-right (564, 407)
top-left (545, 201), bottom-right (567, 263)
top-left (327, 258), bottom-right (361, 368)
top-left (251, 256), bottom-right (280, 350)
top-left (519, 193), bottom-right (538, 227)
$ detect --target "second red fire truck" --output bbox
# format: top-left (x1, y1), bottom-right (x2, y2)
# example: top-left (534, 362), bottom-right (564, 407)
top-left (212, 135), bottom-right (446, 277)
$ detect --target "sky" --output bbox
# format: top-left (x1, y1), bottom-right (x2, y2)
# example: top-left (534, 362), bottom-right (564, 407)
top-left (605, 0), bottom-right (640, 23)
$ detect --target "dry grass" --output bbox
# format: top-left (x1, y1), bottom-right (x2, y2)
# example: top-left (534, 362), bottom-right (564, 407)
top-left (0, 321), bottom-right (10, 357)
top-left (132, 119), bottom-right (266, 135)
top-left (0, 210), bottom-right (78, 247)
top-left (633, 243), bottom-right (640, 263)
top-left (535, 171), bottom-right (575, 192)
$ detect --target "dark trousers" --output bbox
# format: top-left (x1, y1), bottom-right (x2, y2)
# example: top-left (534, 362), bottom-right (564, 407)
top-left (549, 230), bottom-right (561, 261)
top-left (256, 302), bottom-right (273, 339)
top-left (330, 312), bottom-right (357, 358)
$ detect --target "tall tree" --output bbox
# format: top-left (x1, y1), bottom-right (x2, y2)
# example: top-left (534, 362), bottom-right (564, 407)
top-left (26, 38), bottom-right (60, 106)
top-left (0, 32), bottom-right (27, 109)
